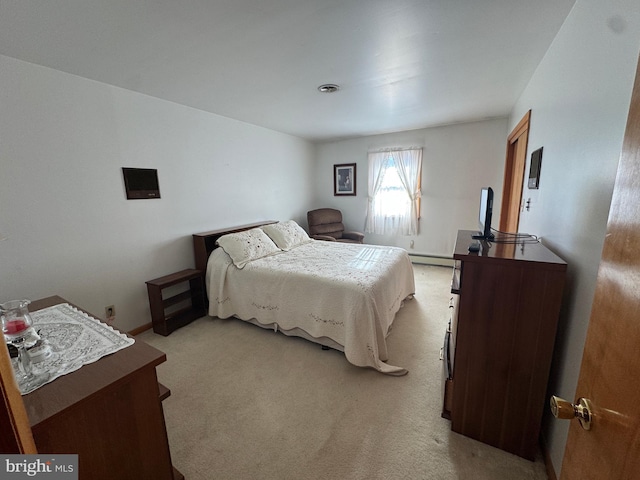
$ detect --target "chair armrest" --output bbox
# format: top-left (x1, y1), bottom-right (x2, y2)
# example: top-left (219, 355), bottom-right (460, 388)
top-left (342, 231), bottom-right (365, 242)
top-left (312, 234), bottom-right (337, 242)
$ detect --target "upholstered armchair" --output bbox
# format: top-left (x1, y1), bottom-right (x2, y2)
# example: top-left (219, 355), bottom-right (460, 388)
top-left (307, 208), bottom-right (365, 244)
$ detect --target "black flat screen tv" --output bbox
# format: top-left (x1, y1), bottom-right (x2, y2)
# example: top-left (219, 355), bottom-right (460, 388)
top-left (122, 168), bottom-right (160, 199)
top-left (472, 187), bottom-right (494, 240)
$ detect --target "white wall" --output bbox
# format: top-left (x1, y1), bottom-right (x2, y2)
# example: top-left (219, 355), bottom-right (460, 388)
top-left (509, 0), bottom-right (640, 474)
top-left (313, 119), bottom-right (508, 256)
top-left (0, 55), bottom-right (315, 332)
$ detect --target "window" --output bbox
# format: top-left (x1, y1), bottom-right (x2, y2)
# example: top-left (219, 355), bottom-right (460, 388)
top-left (365, 148), bottom-right (422, 236)
top-left (375, 158), bottom-right (410, 217)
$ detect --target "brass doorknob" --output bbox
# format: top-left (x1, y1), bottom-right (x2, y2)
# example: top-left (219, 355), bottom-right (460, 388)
top-left (550, 395), bottom-right (593, 430)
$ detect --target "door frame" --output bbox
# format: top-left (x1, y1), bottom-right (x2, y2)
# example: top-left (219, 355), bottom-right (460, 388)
top-left (0, 342), bottom-right (37, 453)
top-left (500, 110), bottom-right (531, 232)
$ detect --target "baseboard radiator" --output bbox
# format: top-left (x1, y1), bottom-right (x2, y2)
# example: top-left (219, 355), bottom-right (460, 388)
top-left (409, 254), bottom-right (454, 267)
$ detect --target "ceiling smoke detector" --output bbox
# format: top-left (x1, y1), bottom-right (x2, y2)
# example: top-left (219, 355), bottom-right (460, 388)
top-left (317, 84), bottom-right (340, 93)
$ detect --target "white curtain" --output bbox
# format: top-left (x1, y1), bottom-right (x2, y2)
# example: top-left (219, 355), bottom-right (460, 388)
top-left (365, 148), bottom-right (422, 235)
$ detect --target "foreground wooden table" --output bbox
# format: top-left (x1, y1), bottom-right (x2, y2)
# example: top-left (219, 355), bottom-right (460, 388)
top-left (23, 296), bottom-right (183, 480)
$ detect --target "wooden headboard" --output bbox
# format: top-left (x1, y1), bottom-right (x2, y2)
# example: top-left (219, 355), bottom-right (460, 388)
top-left (192, 220), bottom-right (277, 272)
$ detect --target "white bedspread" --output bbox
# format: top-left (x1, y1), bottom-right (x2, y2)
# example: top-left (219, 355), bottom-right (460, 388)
top-left (206, 240), bottom-right (415, 375)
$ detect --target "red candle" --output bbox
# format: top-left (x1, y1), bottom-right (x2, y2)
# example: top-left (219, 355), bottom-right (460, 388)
top-left (4, 319), bottom-right (27, 335)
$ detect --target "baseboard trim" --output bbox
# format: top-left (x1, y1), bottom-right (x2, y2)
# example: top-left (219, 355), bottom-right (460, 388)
top-left (128, 322), bottom-right (152, 336)
top-left (409, 254), bottom-right (454, 267)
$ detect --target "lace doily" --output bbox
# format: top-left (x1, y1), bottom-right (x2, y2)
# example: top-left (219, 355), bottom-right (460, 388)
top-left (16, 303), bottom-right (134, 394)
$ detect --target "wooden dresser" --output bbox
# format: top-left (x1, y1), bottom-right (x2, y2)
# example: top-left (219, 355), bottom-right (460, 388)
top-left (443, 230), bottom-right (567, 459)
top-left (23, 296), bottom-right (183, 480)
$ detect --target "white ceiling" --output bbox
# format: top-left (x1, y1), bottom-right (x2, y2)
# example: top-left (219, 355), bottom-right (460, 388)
top-left (0, 0), bottom-right (576, 143)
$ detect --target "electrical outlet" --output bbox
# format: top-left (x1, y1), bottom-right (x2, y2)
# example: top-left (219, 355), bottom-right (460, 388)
top-left (105, 305), bottom-right (115, 318)
top-left (410, 240), bottom-right (415, 249)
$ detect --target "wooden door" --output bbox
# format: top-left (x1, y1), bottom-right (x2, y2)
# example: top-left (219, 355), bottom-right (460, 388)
top-left (558, 56), bottom-right (640, 479)
top-left (500, 110), bottom-right (530, 233)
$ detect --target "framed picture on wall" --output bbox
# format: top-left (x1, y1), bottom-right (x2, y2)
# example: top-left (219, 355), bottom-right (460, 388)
top-left (334, 163), bottom-right (356, 196)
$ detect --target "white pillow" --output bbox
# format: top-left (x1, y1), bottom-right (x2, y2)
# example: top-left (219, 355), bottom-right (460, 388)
top-left (216, 228), bottom-right (281, 268)
top-left (262, 220), bottom-right (312, 251)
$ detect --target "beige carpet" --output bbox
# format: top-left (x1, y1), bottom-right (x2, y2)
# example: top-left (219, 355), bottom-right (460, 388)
top-left (138, 265), bottom-right (549, 480)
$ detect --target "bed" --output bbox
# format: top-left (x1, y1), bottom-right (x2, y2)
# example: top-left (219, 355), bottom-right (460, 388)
top-left (192, 220), bottom-right (415, 375)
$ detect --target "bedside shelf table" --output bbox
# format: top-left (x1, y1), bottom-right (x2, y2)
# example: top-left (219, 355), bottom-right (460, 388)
top-left (146, 268), bottom-right (206, 336)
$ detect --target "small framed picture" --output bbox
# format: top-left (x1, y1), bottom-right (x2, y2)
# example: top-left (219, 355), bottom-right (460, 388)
top-left (334, 163), bottom-right (356, 196)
